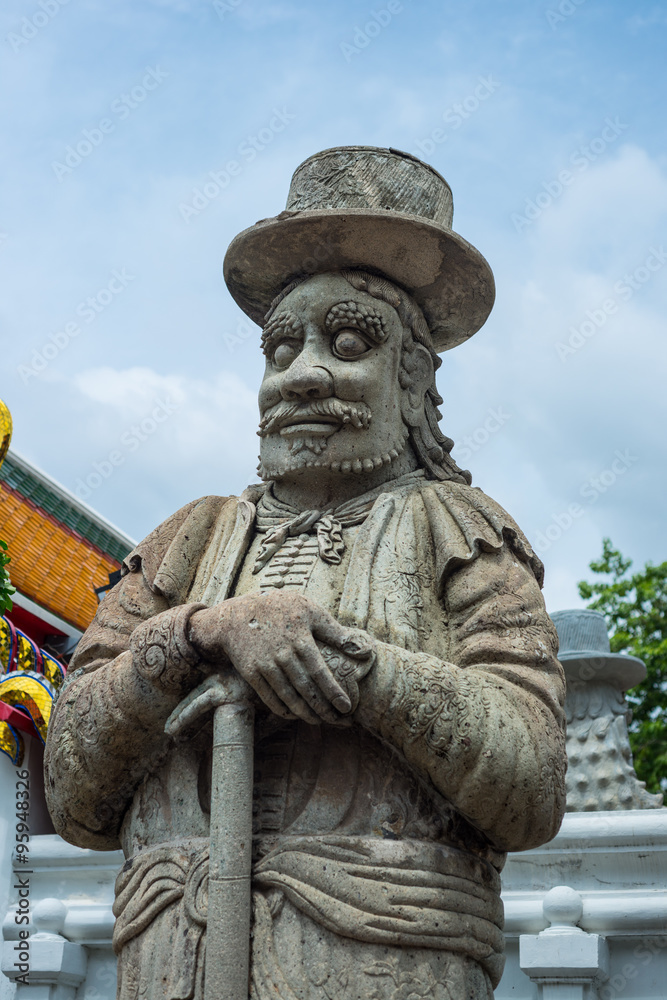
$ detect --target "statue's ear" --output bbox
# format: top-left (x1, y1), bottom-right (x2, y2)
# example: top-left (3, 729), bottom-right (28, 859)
top-left (400, 344), bottom-right (435, 425)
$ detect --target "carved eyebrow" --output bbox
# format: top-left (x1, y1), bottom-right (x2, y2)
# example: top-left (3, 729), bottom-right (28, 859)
top-left (260, 312), bottom-right (304, 355)
top-left (324, 301), bottom-right (389, 344)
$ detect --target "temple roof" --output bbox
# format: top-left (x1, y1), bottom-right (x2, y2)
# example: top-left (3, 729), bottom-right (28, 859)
top-left (0, 450), bottom-right (135, 631)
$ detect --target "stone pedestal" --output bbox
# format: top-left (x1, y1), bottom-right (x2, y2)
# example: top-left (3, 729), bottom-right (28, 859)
top-left (500, 809), bottom-right (667, 1000)
top-left (519, 887), bottom-right (609, 999)
top-left (1, 837), bottom-right (121, 1000)
top-left (1, 900), bottom-right (87, 1000)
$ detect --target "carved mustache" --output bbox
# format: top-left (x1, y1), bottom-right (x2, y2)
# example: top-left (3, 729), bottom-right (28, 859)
top-left (258, 398), bottom-right (372, 437)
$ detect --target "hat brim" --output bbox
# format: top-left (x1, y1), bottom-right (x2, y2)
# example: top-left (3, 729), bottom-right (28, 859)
top-left (223, 208), bottom-right (495, 352)
top-left (559, 651), bottom-right (646, 690)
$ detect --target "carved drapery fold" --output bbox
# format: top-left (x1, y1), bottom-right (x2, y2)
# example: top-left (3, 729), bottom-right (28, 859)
top-left (111, 834), bottom-right (505, 999)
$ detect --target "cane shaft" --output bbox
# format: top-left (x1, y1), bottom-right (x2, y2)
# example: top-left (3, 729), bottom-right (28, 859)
top-left (205, 701), bottom-right (255, 1000)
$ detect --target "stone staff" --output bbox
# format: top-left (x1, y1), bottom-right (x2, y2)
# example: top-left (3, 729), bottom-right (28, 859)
top-left (165, 674), bottom-right (254, 1000)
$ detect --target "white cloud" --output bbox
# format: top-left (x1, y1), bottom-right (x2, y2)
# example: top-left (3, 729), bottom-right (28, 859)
top-left (11, 365), bottom-right (261, 540)
top-left (2, 2), bottom-right (665, 619)
top-left (444, 142), bottom-right (667, 612)
top-left (71, 364), bottom-right (259, 468)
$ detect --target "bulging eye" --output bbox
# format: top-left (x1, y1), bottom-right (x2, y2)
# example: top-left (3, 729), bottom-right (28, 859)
top-left (272, 340), bottom-right (300, 369)
top-left (332, 329), bottom-right (370, 359)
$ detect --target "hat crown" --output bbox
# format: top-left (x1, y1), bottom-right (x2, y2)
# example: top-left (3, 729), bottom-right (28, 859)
top-left (223, 144), bottom-right (495, 352)
top-left (551, 609), bottom-right (611, 656)
top-left (286, 146), bottom-right (454, 228)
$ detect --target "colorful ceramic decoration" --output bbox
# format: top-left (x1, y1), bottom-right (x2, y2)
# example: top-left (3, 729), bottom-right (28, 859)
top-left (42, 650), bottom-right (67, 689)
top-left (0, 614), bottom-right (67, 763)
top-left (0, 615), bottom-right (65, 686)
top-left (0, 719), bottom-right (22, 766)
top-left (16, 628), bottom-right (44, 674)
top-left (0, 671), bottom-right (55, 743)
top-left (0, 399), bottom-right (12, 471)
top-left (0, 615), bottom-right (16, 673)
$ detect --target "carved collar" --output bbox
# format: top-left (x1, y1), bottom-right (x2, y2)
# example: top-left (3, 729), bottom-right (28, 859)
top-left (251, 471), bottom-right (425, 573)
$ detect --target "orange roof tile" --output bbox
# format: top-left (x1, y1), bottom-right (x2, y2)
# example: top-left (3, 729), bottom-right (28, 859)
top-left (0, 482), bottom-right (120, 631)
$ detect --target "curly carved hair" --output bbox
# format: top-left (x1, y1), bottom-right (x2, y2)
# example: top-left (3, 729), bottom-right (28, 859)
top-left (264, 269), bottom-right (472, 485)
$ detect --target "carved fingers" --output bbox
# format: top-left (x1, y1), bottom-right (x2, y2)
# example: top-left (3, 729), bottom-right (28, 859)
top-left (257, 652), bottom-right (324, 722)
top-left (292, 639), bottom-right (352, 716)
top-left (233, 638), bottom-right (349, 725)
top-left (309, 609), bottom-right (375, 660)
top-left (165, 672), bottom-right (253, 736)
top-left (187, 592), bottom-right (376, 725)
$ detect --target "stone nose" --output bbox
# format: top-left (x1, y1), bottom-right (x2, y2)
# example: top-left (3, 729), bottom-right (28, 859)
top-left (279, 351), bottom-right (333, 402)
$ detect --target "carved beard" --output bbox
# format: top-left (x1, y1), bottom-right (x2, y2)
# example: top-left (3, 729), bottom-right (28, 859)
top-left (257, 398), bottom-right (409, 480)
top-left (282, 433), bottom-right (329, 456)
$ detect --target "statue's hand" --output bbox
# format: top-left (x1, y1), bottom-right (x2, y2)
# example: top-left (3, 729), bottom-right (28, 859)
top-left (164, 671), bottom-right (253, 738)
top-left (187, 592), bottom-right (375, 724)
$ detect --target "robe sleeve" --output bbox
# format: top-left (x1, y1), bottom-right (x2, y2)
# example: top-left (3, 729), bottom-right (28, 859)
top-left (44, 498), bottom-right (226, 850)
top-left (355, 543), bottom-right (566, 853)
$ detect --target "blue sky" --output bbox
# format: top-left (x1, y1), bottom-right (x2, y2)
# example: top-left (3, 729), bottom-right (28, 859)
top-left (2, 0), bottom-right (666, 613)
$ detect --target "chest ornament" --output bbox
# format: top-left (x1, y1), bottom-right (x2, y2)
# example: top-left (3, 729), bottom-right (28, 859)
top-left (253, 492), bottom-right (375, 574)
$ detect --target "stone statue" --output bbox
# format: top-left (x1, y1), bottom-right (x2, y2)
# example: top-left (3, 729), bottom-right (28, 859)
top-left (552, 609), bottom-right (662, 811)
top-left (44, 147), bottom-right (567, 1000)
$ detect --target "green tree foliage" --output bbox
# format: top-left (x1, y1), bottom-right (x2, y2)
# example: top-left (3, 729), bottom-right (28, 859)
top-left (0, 539), bottom-right (16, 614)
top-left (578, 538), bottom-right (667, 794)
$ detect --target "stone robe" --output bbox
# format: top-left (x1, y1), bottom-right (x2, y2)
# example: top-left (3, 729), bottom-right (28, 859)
top-left (44, 474), bottom-right (566, 1000)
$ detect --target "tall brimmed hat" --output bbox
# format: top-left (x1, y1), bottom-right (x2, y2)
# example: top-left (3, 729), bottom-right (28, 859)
top-left (551, 609), bottom-right (646, 690)
top-left (223, 145), bottom-right (495, 353)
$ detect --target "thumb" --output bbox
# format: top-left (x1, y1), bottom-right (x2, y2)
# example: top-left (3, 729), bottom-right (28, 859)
top-left (311, 612), bottom-right (373, 659)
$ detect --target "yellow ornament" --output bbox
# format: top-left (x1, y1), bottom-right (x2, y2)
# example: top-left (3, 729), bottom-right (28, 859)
top-left (0, 671), bottom-right (55, 743)
top-left (0, 399), bottom-right (12, 470)
top-left (0, 720), bottom-right (24, 766)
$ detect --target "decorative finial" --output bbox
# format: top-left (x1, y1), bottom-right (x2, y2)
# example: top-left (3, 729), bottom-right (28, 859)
top-left (542, 886), bottom-right (584, 931)
top-left (0, 398), bottom-right (12, 471)
top-left (552, 609), bottom-right (663, 810)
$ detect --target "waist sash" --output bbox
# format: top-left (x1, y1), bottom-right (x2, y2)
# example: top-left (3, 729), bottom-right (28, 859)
top-left (113, 835), bottom-right (505, 992)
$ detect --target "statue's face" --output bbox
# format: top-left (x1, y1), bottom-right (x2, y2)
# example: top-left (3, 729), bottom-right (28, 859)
top-left (257, 273), bottom-right (410, 481)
